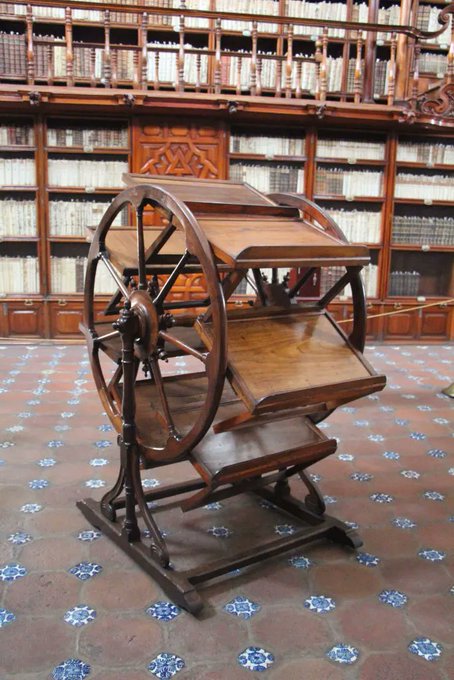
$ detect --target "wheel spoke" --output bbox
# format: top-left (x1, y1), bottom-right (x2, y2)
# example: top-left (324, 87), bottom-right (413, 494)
top-left (149, 355), bottom-right (181, 440)
top-left (99, 253), bottom-right (131, 300)
top-left (153, 250), bottom-right (190, 308)
top-left (159, 330), bottom-right (207, 363)
top-left (318, 269), bottom-right (353, 308)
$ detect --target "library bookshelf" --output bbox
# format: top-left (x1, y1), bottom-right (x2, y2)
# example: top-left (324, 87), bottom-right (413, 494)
top-left (0, 0), bottom-right (453, 341)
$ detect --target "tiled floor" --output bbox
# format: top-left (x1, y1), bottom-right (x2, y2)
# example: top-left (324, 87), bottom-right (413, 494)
top-left (0, 342), bottom-right (453, 680)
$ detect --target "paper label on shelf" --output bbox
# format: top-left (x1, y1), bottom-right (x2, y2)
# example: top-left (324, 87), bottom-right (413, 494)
top-left (417, 296), bottom-right (426, 302)
top-left (85, 186), bottom-right (95, 193)
top-left (346, 195), bottom-right (355, 202)
top-left (347, 158), bottom-right (357, 165)
top-left (437, 72), bottom-right (444, 79)
top-left (440, 43), bottom-right (449, 50)
top-left (242, 30), bottom-right (251, 37)
top-left (265, 154), bottom-right (275, 161)
top-left (421, 244), bottom-right (431, 251)
top-left (83, 144), bottom-right (94, 153)
top-left (423, 198), bottom-right (433, 205)
top-left (377, 39), bottom-right (384, 47)
top-left (426, 161), bottom-right (434, 168)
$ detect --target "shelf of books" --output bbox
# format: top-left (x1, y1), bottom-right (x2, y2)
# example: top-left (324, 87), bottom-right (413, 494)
top-left (44, 119), bottom-right (129, 303)
top-left (389, 135), bottom-right (454, 305)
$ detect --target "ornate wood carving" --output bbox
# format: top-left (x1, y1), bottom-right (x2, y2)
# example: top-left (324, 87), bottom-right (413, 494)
top-left (415, 81), bottom-right (454, 119)
top-left (134, 121), bottom-right (225, 179)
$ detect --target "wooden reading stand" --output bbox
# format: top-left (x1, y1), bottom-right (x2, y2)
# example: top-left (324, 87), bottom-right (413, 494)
top-left (78, 176), bottom-right (386, 614)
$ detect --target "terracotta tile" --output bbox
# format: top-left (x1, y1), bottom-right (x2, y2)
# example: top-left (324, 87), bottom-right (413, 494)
top-left (269, 658), bottom-right (354, 680)
top-left (359, 651), bottom-right (445, 680)
top-left (0, 618), bottom-right (75, 674)
top-left (312, 562), bottom-right (384, 599)
top-left (249, 605), bottom-right (333, 654)
top-left (78, 613), bottom-right (162, 666)
top-left (3, 571), bottom-right (81, 615)
top-left (82, 569), bottom-right (160, 609)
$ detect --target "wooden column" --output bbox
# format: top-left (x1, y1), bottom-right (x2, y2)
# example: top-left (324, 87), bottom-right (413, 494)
top-left (363, 0), bottom-right (378, 103)
top-left (395, 0), bottom-right (412, 99)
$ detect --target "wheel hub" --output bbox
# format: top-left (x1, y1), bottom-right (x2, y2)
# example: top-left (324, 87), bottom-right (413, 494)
top-left (130, 290), bottom-right (159, 358)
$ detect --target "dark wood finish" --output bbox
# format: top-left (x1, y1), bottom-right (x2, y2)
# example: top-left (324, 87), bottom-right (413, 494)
top-left (76, 176), bottom-right (387, 613)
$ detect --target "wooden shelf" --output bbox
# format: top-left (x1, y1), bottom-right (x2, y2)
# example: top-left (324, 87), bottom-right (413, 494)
top-left (47, 187), bottom-right (123, 194)
top-left (0, 186), bottom-right (37, 192)
top-left (46, 146), bottom-right (129, 155)
top-left (0, 235), bottom-right (39, 242)
top-left (396, 161), bottom-right (454, 171)
top-left (0, 145), bottom-right (35, 152)
top-left (315, 158), bottom-right (386, 166)
top-left (394, 198), bottom-right (454, 206)
top-left (391, 244), bottom-right (454, 252)
top-left (48, 236), bottom-right (90, 242)
top-left (230, 153), bottom-right (306, 162)
top-left (314, 195), bottom-right (385, 202)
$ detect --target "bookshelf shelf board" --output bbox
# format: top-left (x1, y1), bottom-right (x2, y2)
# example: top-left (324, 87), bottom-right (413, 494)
top-left (0, 186), bottom-right (37, 192)
top-left (0, 236), bottom-right (39, 242)
top-left (391, 244), bottom-right (454, 252)
top-left (48, 236), bottom-right (91, 243)
top-left (395, 161), bottom-right (454, 171)
top-left (229, 153), bottom-right (307, 162)
top-left (393, 198), bottom-right (454, 206)
top-left (0, 146), bottom-right (35, 153)
top-left (315, 158), bottom-right (386, 166)
top-left (314, 195), bottom-right (385, 203)
top-left (46, 146), bottom-right (129, 155)
top-left (47, 187), bottom-right (123, 194)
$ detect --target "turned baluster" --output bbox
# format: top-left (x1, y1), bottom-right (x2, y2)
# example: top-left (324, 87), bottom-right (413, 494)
top-left (250, 21), bottom-right (258, 96)
top-left (214, 18), bottom-right (222, 94)
top-left (25, 5), bottom-right (34, 84)
top-left (319, 27), bottom-right (328, 102)
top-left (104, 10), bottom-right (111, 88)
top-left (285, 23), bottom-right (293, 98)
top-left (314, 36), bottom-right (322, 100)
top-left (275, 56), bottom-right (282, 98)
top-left (412, 43), bottom-right (420, 99)
top-left (111, 50), bottom-right (118, 89)
top-left (256, 55), bottom-right (262, 96)
top-left (154, 51), bottom-right (160, 90)
top-left (236, 55), bottom-right (242, 95)
top-left (295, 60), bottom-right (302, 99)
top-left (140, 12), bottom-right (148, 89)
top-left (176, 6), bottom-right (185, 92)
top-left (65, 7), bottom-right (73, 86)
top-left (89, 48), bottom-right (96, 87)
top-left (353, 31), bottom-right (364, 104)
top-left (387, 32), bottom-right (397, 106)
top-left (195, 52), bottom-right (201, 92)
top-left (46, 44), bottom-right (54, 86)
top-left (133, 49), bottom-right (139, 89)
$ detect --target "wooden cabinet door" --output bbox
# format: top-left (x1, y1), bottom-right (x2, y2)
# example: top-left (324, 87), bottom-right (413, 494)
top-left (420, 307), bottom-right (450, 340)
top-left (3, 300), bottom-right (44, 338)
top-left (383, 304), bottom-right (419, 340)
top-left (48, 300), bottom-right (83, 338)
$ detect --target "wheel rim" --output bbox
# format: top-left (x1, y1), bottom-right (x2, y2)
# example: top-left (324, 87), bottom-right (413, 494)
top-left (84, 185), bottom-right (227, 462)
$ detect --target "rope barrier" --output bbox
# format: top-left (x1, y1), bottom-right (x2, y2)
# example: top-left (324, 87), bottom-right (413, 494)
top-left (337, 297), bottom-right (454, 324)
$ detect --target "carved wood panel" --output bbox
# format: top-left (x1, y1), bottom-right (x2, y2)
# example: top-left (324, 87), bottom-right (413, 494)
top-left (132, 118), bottom-right (227, 301)
top-left (133, 120), bottom-right (227, 179)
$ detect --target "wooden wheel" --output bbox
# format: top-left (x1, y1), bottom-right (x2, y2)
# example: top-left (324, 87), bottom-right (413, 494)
top-left (82, 185), bottom-right (227, 462)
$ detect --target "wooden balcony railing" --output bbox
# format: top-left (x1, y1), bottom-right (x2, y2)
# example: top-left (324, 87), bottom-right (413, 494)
top-left (0, 0), bottom-right (453, 117)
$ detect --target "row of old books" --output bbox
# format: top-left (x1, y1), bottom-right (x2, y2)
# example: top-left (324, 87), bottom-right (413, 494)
top-left (215, 0), bottom-right (278, 32)
top-left (229, 162), bottom-right (304, 193)
top-left (50, 256), bottom-right (117, 294)
top-left (0, 256), bottom-right (39, 294)
top-left (47, 126), bottom-right (128, 149)
top-left (417, 5), bottom-right (452, 47)
top-left (389, 270), bottom-right (421, 296)
top-left (147, 44), bottom-right (209, 86)
top-left (0, 123), bottom-right (33, 146)
top-left (317, 138), bottom-right (385, 161)
top-left (0, 199), bottom-right (36, 237)
top-left (47, 159), bottom-right (128, 188)
top-left (396, 142), bottom-right (454, 165)
top-left (325, 208), bottom-right (381, 243)
top-left (419, 52), bottom-right (447, 76)
top-left (315, 168), bottom-right (383, 197)
top-left (287, 0), bottom-right (347, 38)
top-left (230, 134), bottom-right (305, 156)
top-left (0, 32), bottom-right (26, 77)
top-left (0, 158), bottom-right (35, 186)
top-left (49, 200), bottom-right (127, 237)
top-left (394, 173), bottom-right (453, 201)
top-left (392, 216), bottom-right (454, 246)
top-left (319, 263), bottom-right (379, 298)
